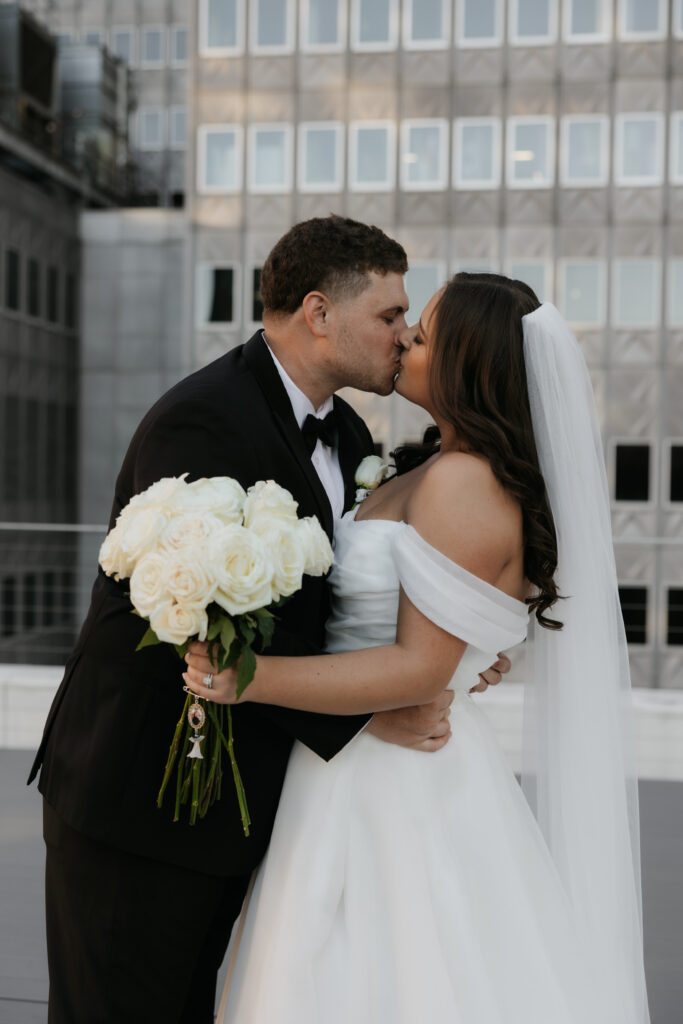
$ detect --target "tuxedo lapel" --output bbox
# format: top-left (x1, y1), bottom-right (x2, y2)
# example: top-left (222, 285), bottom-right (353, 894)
top-left (334, 396), bottom-right (366, 513)
top-left (242, 333), bottom-right (334, 539)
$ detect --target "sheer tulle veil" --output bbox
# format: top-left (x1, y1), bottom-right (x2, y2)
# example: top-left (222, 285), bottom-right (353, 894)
top-left (521, 303), bottom-right (650, 1022)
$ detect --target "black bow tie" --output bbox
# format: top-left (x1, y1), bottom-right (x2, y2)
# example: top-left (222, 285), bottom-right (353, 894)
top-left (302, 411), bottom-right (338, 454)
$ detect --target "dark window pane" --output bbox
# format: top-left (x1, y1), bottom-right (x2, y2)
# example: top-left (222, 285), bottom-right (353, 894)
top-left (4, 396), bottom-right (20, 500)
top-left (23, 573), bottom-right (37, 630)
top-left (65, 272), bottom-right (77, 329)
top-left (252, 267), bottom-right (263, 322)
top-left (6, 250), bottom-right (20, 310)
top-left (44, 571), bottom-right (56, 627)
top-left (208, 268), bottom-right (233, 322)
top-left (667, 588), bottom-right (683, 646)
top-left (618, 586), bottom-right (647, 645)
top-left (47, 265), bottom-right (59, 323)
top-left (670, 446), bottom-right (683, 503)
top-left (373, 442), bottom-right (385, 457)
top-left (1, 577), bottom-right (17, 637)
top-left (60, 570), bottom-right (75, 625)
top-left (28, 258), bottom-right (40, 316)
top-left (615, 444), bottom-right (650, 502)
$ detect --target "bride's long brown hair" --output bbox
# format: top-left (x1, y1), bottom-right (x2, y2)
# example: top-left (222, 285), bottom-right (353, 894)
top-left (394, 272), bottom-right (561, 629)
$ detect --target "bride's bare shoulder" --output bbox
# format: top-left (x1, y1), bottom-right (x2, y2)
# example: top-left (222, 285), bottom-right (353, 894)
top-left (404, 452), bottom-right (521, 580)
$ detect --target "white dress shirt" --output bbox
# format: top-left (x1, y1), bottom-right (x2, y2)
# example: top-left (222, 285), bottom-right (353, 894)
top-left (264, 337), bottom-right (346, 520)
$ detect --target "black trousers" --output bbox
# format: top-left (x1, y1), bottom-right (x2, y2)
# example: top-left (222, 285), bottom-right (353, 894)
top-left (43, 800), bottom-right (252, 1024)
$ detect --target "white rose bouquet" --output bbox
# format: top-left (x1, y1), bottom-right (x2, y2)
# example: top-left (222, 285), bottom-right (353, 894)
top-left (99, 474), bottom-right (333, 832)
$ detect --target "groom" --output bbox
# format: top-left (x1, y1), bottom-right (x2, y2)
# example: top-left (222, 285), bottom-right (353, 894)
top-left (29, 216), bottom-right (507, 1023)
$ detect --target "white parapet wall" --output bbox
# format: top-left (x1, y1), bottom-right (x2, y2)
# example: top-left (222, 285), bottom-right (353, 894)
top-left (2, 665), bottom-right (683, 781)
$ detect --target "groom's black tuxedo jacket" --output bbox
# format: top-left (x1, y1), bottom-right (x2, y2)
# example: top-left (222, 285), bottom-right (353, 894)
top-left (29, 333), bottom-right (374, 876)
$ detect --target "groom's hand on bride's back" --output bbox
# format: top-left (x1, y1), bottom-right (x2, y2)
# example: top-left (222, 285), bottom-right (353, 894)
top-left (366, 653), bottom-right (511, 752)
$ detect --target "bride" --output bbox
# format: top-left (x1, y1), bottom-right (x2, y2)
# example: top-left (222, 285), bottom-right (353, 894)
top-left (185, 273), bottom-right (650, 1023)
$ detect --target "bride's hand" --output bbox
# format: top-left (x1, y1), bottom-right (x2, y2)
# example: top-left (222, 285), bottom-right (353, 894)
top-left (183, 641), bottom-right (247, 704)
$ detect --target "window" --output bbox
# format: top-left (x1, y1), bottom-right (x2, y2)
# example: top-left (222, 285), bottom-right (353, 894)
top-left (23, 573), bottom-right (37, 631)
top-left (615, 114), bottom-right (664, 186)
top-left (141, 27), bottom-right (165, 66)
top-left (200, 0), bottom-right (245, 55)
top-left (170, 107), bottom-right (186, 150)
top-left (196, 265), bottom-right (238, 325)
top-left (509, 0), bottom-right (558, 44)
top-left (560, 116), bottom-right (609, 186)
top-left (298, 123), bottom-right (344, 192)
top-left (453, 260), bottom-right (497, 274)
top-left (559, 261), bottom-right (605, 326)
top-left (669, 260), bottom-right (683, 326)
top-left (65, 272), bottom-right (76, 330)
top-left (670, 113), bottom-right (683, 185)
top-left (563, 0), bottom-right (610, 41)
top-left (349, 122), bottom-right (396, 191)
top-left (248, 125), bottom-right (293, 192)
top-left (197, 125), bottom-right (243, 193)
top-left (402, 0), bottom-right (450, 49)
top-left (400, 120), bottom-right (448, 191)
top-left (55, 32), bottom-right (73, 46)
top-left (250, 267), bottom-right (264, 323)
top-left (47, 266), bottom-right (59, 323)
top-left (83, 29), bottom-right (103, 46)
top-left (506, 117), bottom-right (555, 188)
top-left (27, 258), bottom-right (40, 317)
top-left (111, 28), bottom-right (135, 64)
top-left (508, 261), bottom-right (550, 302)
top-left (171, 25), bottom-right (188, 65)
top-left (5, 249), bottom-right (19, 311)
top-left (614, 443), bottom-right (650, 501)
top-left (612, 260), bottom-right (661, 328)
top-left (676, 0), bottom-right (683, 39)
top-left (455, 0), bottom-right (502, 46)
top-left (667, 589), bottom-right (683, 646)
top-left (138, 108), bottom-right (165, 150)
top-left (453, 118), bottom-right (501, 189)
top-left (617, 0), bottom-right (666, 40)
top-left (405, 263), bottom-right (446, 320)
top-left (301, 0), bottom-right (345, 50)
top-left (665, 442), bottom-right (683, 503)
top-left (1, 577), bottom-right (16, 638)
top-left (618, 586), bottom-right (648, 645)
top-left (250, 0), bottom-right (294, 52)
top-left (351, 0), bottom-right (399, 51)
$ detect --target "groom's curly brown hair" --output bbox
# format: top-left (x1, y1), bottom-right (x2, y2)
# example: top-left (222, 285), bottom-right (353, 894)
top-left (260, 215), bottom-right (408, 315)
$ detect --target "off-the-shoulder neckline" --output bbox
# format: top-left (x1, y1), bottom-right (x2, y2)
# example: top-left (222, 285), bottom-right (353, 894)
top-left (344, 511), bottom-right (528, 615)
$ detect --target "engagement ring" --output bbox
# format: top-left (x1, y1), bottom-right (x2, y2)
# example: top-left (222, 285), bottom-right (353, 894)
top-left (203, 673), bottom-right (214, 689)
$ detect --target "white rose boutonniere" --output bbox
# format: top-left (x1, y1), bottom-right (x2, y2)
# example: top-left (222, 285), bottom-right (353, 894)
top-left (354, 454), bottom-right (389, 508)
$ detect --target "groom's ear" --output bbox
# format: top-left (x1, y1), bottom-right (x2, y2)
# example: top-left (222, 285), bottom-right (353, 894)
top-left (301, 290), bottom-right (331, 337)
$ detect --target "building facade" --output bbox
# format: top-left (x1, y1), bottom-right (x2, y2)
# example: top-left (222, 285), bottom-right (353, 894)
top-left (25, 0), bottom-right (189, 207)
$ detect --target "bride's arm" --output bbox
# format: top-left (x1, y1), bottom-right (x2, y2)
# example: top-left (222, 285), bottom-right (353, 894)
top-left (185, 455), bottom-right (519, 715)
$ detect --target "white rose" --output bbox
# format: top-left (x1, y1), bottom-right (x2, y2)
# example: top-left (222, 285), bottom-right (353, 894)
top-left (165, 548), bottom-right (217, 608)
top-left (160, 512), bottom-right (225, 552)
top-left (296, 517), bottom-right (334, 578)
top-left (243, 480), bottom-right (299, 530)
top-left (150, 601), bottom-right (209, 645)
top-left (173, 477), bottom-right (246, 524)
top-left (355, 455), bottom-right (388, 491)
top-left (209, 524), bottom-right (274, 616)
top-left (259, 523), bottom-right (307, 601)
top-left (98, 527), bottom-right (134, 581)
top-left (118, 507), bottom-right (169, 564)
top-left (123, 475), bottom-right (189, 515)
top-left (129, 552), bottom-right (173, 618)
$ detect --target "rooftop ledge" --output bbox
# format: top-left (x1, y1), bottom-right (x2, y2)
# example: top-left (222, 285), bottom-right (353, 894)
top-left (2, 665), bottom-right (682, 781)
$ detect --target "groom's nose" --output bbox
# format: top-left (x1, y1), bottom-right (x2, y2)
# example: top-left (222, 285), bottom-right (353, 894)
top-left (397, 325), bottom-right (414, 351)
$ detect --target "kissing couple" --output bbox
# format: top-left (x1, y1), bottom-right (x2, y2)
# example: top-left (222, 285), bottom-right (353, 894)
top-left (30, 215), bottom-right (649, 1022)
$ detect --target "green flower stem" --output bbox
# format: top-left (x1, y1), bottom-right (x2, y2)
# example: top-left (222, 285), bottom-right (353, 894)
top-left (207, 702), bottom-right (251, 837)
top-left (157, 692), bottom-right (191, 810)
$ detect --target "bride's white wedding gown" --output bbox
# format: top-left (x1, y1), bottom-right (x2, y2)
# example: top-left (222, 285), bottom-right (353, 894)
top-left (217, 512), bottom-right (619, 1023)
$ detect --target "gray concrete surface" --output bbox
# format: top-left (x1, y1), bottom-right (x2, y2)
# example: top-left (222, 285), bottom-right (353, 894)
top-left (1, 749), bottom-right (682, 1023)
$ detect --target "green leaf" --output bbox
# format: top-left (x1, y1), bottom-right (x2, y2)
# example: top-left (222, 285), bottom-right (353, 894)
top-left (256, 614), bottom-right (275, 649)
top-left (238, 618), bottom-right (256, 645)
top-left (135, 626), bottom-right (162, 651)
top-left (220, 617), bottom-right (236, 653)
top-left (236, 644), bottom-right (256, 700)
top-left (174, 639), bottom-right (191, 660)
top-left (207, 618), bottom-right (223, 641)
